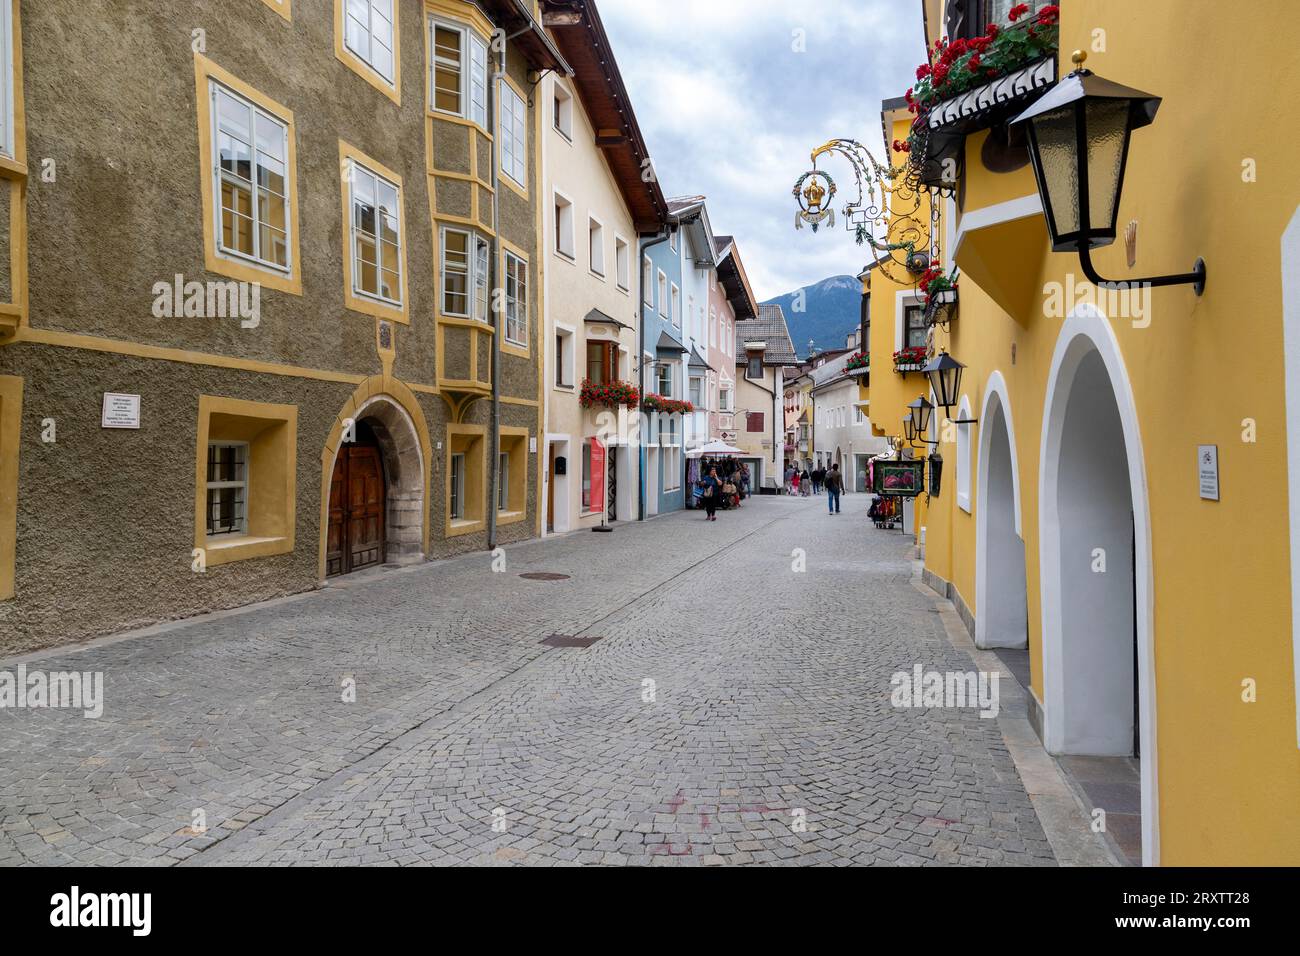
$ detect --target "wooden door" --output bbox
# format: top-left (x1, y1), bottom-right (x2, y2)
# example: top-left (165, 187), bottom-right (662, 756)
top-left (325, 440), bottom-right (385, 577)
top-left (546, 443), bottom-right (555, 533)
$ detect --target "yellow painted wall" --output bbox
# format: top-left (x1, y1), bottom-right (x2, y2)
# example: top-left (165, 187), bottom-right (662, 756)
top-left (912, 1), bottom-right (1300, 863)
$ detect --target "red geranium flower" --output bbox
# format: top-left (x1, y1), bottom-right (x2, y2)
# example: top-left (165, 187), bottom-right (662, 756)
top-left (1008, 3), bottom-right (1031, 21)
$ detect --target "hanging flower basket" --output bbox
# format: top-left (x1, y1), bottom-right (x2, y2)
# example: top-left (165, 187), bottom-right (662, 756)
top-left (893, 346), bottom-right (929, 373)
top-left (580, 379), bottom-right (640, 409)
top-left (642, 393), bottom-right (694, 416)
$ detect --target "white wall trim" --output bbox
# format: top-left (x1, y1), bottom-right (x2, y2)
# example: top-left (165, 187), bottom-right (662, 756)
top-left (953, 192), bottom-right (1043, 261)
top-left (1281, 203), bottom-right (1300, 749)
top-left (1037, 303), bottom-right (1159, 866)
top-left (894, 288), bottom-right (924, 353)
top-left (955, 393), bottom-right (974, 513)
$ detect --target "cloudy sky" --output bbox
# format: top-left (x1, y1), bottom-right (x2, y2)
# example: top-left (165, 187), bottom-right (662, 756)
top-left (599, 0), bottom-right (924, 302)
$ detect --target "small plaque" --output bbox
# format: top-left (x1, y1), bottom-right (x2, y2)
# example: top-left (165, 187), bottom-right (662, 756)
top-left (529, 437), bottom-right (537, 454)
top-left (101, 393), bottom-right (141, 429)
top-left (1198, 444), bottom-right (1219, 501)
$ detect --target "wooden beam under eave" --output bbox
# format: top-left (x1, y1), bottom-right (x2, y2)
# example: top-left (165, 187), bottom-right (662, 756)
top-left (542, 11), bottom-right (582, 26)
top-left (596, 131), bottom-right (628, 147)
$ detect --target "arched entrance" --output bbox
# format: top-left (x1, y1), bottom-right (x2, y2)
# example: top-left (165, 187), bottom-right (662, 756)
top-left (1039, 306), bottom-right (1157, 865)
top-left (975, 373), bottom-right (1028, 650)
top-left (320, 383), bottom-right (430, 578)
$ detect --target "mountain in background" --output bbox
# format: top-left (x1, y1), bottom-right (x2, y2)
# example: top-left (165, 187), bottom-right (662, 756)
top-left (761, 275), bottom-right (861, 360)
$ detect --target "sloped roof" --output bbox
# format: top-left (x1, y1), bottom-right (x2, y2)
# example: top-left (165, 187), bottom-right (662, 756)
top-left (540, 1), bottom-right (667, 231)
top-left (735, 303), bottom-right (797, 366)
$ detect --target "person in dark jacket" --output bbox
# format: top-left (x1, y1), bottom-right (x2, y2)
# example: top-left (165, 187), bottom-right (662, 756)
top-left (825, 464), bottom-right (843, 514)
top-left (699, 467), bottom-right (722, 521)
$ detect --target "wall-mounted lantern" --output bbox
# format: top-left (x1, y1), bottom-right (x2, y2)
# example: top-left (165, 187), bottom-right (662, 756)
top-left (901, 414), bottom-right (917, 445)
top-left (1011, 50), bottom-right (1206, 295)
top-left (928, 453), bottom-right (943, 497)
top-left (922, 352), bottom-right (978, 425)
top-left (908, 396), bottom-right (935, 440)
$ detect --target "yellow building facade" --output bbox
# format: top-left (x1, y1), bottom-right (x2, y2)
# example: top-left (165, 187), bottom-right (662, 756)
top-left (867, 0), bottom-right (1300, 864)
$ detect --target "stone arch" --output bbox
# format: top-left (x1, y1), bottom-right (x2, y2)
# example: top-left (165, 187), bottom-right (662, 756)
top-left (318, 376), bottom-right (432, 578)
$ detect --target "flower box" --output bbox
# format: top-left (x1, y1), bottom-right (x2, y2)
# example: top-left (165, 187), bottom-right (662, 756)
top-left (580, 379), bottom-right (640, 409)
top-left (893, 346), bottom-right (929, 373)
top-left (843, 351), bottom-right (870, 375)
top-left (642, 393), bottom-right (694, 416)
top-left (903, 5), bottom-right (1060, 187)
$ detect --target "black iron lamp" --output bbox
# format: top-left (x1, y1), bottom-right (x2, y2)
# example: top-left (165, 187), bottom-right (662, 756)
top-left (901, 414), bottom-right (917, 445)
top-left (922, 351), bottom-right (977, 425)
top-left (928, 453), bottom-right (943, 497)
top-left (1010, 50), bottom-right (1205, 295)
top-left (908, 396), bottom-right (935, 442)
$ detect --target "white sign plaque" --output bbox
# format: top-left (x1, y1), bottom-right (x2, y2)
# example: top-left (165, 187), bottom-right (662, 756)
top-left (1198, 444), bottom-right (1219, 501)
top-left (529, 437), bottom-right (537, 454)
top-left (101, 393), bottom-right (141, 429)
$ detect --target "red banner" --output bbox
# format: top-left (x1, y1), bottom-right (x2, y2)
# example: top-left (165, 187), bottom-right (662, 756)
top-left (589, 438), bottom-right (606, 515)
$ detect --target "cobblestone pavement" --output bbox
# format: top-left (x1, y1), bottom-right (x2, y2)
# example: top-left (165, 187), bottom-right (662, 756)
top-left (0, 494), bottom-right (1056, 866)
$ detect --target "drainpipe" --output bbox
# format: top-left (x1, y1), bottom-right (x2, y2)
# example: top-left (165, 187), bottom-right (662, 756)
top-left (486, 39), bottom-right (503, 553)
top-left (637, 227), bottom-right (674, 522)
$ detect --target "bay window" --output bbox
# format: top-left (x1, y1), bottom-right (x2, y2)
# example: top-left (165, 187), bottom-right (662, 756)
top-left (431, 17), bottom-right (488, 127)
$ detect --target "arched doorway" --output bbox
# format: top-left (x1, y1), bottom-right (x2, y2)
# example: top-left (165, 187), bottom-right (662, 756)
top-left (321, 389), bottom-right (428, 577)
top-left (1039, 306), bottom-right (1156, 865)
top-left (327, 420), bottom-right (386, 575)
top-left (975, 374), bottom-right (1028, 650)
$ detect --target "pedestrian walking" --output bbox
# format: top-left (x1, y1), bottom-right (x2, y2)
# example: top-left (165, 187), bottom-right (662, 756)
top-left (739, 464), bottom-right (750, 504)
top-left (791, 469), bottom-right (800, 495)
top-left (698, 466), bottom-right (721, 521)
top-left (800, 467), bottom-right (812, 497)
top-left (826, 464), bottom-right (843, 514)
top-left (784, 464), bottom-right (796, 495)
top-left (812, 466), bottom-right (824, 494)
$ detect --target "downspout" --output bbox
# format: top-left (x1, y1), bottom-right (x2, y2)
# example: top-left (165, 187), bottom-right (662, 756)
top-left (487, 37), bottom-right (504, 553)
top-left (637, 227), bottom-right (673, 522)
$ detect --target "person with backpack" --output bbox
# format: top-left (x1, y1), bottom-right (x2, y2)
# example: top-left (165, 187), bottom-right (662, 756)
top-left (825, 464), bottom-right (843, 515)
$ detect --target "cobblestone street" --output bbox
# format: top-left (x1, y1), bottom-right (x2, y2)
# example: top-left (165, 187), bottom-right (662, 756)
top-left (0, 495), bottom-right (1059, 866)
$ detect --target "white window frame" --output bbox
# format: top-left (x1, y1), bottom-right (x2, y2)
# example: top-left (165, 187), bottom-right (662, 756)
top-left (552, 80), bottom-right (573, 140)
top-left (956, 394), bottom-right (973, 513)
top-left (553, 190), bottom-right (575, 260)
top-left (205, 441), bottom-right (249, 537)
top-left (0, 0), bottom-right (13, 159)
top-left (642, 255), bottom-right (654, 306)
top-left (210, 80), bottom-right (293, 275)
top-left (657, 270), bottom-right (668, 317)
top-left (719, 386), bottom-right (733, 412)
top-left (670, 284), bottom-right (680, 327)
top-left (614, 236), bottom-right (630, 291)
top-left (348, 159), bottom-right (403, 307)
top-left (500, 82), bottom-right (527, 187)
top-left (656, 362), bottom-right (673, 397)
top-left (431, 17), bottom-right (488, 127)
top-left (440, 225), bottom-right (489, 320)
top-left (554, 324), bottom-right (576, 389)
top-left (344, 0), bottom-right (397, 85)
top-left (588, 216), bottom-right (605, 278)
top-left (504, 250), bottom-right (528, 347)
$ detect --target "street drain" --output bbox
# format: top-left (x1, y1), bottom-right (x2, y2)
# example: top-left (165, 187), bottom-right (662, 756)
top-left (541, 634), bottom-right (604, 648)
top-left (520, 572), bottom-right (571, 581)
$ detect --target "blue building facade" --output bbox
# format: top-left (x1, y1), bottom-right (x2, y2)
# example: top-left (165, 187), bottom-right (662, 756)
top-left (638, 207), bottom-right (690, 517)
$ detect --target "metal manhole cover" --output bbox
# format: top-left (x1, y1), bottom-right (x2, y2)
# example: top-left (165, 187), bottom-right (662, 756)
top-left (520, 572), bottom-right (571, 581)
top-left (541, 634), bottom-right (604, 648)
